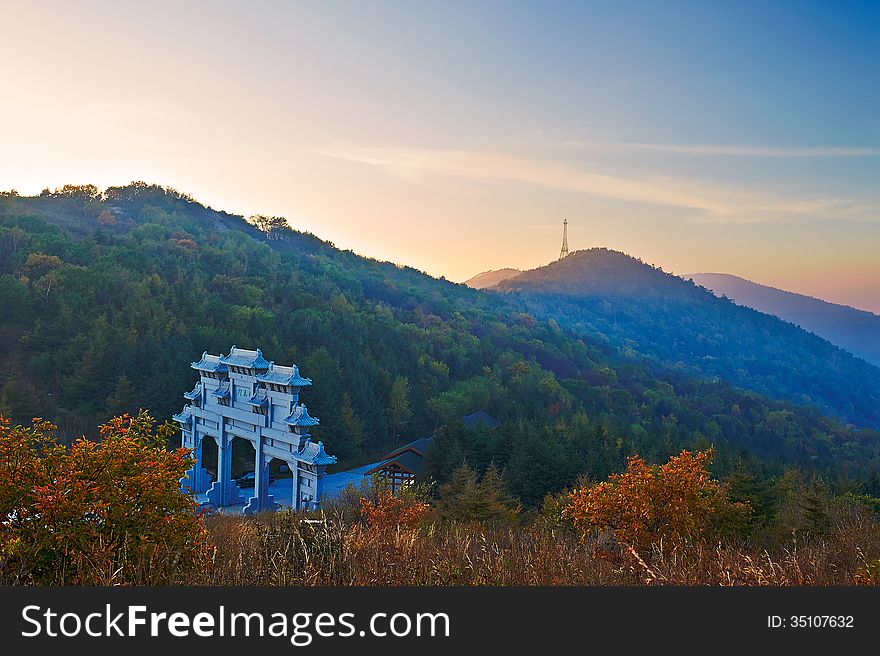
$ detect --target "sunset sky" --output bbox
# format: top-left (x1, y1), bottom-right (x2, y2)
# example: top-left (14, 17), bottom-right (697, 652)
top-left (2, 1), bottom-right (879, 311)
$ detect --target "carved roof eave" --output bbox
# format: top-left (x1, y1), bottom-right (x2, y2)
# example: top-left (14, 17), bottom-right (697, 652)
top-left (219, 345), bottom-right (272, 370)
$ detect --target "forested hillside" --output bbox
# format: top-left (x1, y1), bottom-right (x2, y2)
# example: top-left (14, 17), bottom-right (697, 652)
top-left (2, 185), bottom-right (880, 502)
top-left (494, 249), bottom-right (880, 429)
top-left (464, 268), bottom-right (522, 289)
top-left (689, 272), bottom-right (880, 368)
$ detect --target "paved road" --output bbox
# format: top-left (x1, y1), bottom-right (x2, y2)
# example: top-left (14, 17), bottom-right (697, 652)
top-left (268, 461), bottom-right (380, 508)
top-left (194, 461), bottom-right (382, 512)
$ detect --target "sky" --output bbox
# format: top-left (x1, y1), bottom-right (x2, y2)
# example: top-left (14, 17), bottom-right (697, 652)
top-left (1, 1), bottom-right (879, 311)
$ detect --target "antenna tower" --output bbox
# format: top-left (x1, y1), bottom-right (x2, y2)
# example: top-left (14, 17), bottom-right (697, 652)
top-left (558, 218), bottom-right (569, 260)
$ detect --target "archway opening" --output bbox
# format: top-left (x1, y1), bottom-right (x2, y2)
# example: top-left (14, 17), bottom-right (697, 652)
top-left (266, 457), bottom-right (292, 507)
top-left (231, 435), bottom-right (257, 492)
top-left (201, 434), bottom-right (218, 484)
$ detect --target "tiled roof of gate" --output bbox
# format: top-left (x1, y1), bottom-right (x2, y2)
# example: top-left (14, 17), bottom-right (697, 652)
top-left (191, 352), bottom-right (227, 373)
top-left (296, 440), bottom-right (337, 466)
top-left (183, 384), bottom-right (201, 400)
top-left (286, 404), bottom-right (320, 426)
top-left (211, 383), bottom-right (230, 399)
top-left (257, 363), bottom-right (312, 387)
top-left (172, 410), bottom-right (192, 426)
top-left (219, 346), bottom-right (271, 370)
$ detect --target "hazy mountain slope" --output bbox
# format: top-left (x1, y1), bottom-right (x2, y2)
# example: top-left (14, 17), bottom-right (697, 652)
top-left (689, 272), bottom-right (880, 368)
top-left (464, 268), bottom-right (522, 289)
top-left (2, 188), bottom-right (880, 499)
top-left (493, 249), bottom-right (880, 428)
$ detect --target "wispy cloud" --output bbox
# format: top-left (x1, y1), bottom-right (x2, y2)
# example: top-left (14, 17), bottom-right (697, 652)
top-left (564, 141), bottom-right (880, 157)
top-left (317, 144), bottom-right (869, 221)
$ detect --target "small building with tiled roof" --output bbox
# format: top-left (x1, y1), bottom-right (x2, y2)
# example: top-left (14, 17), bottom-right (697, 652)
top-left (366, 412), bottom-right (499, 493)
top-left (384, 436), bottom-right (433, 460)
top-left (461, 410), bottom-right (500, 431)
top-left (366, 437), bottom-right (433, 494)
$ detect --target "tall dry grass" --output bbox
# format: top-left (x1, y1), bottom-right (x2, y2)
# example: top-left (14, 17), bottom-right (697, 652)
top-left (200, 510), bottom-right (880, 586)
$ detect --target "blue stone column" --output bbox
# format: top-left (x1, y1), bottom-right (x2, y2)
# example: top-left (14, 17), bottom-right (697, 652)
top-left (260, 455), bottom-right (275, 509)
top-left (251, 430), bottom-right (264, 512)
top-left (207, 423), bottom-right (241, 507)
top-left (290, 460), bottom-right (300, 510)
top-left (217, 424), bottom-right (231, 504)
top-left (315, 465), bottom-right (325, 507)
top-left (181, 424), bottom-right (202, 494)
top-left (205, 432), bottom-right (222, 507)
top-left (180, 430), bottom-right (194, 494)
top-left (191, 432), bottom-right (211, 494)
top-left (244, 431), bottom-right (275, 514)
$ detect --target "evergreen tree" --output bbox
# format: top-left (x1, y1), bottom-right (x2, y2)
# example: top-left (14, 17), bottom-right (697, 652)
top-left (438, 463), bottom-right (520, 524)
top-left (725, 454), bottom-right (776, 532)
top-left (387, 376), bottom-right (413, 438)
top-left (0, 379), bottom-right (43, 423)
top-left (104, 374), bottom-right (137, 419)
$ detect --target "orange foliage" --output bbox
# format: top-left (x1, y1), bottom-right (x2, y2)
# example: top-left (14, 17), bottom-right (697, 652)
top-left (97, 209), bottom-right (117, 225)
top-left (565, 448), bottom-right (749, 553)
top-left (172, 237), bottom-right (198, 250)
top-left (359, 490), bottom-right (430, 534)
top-left (0, 412), bottom-right (210, 584)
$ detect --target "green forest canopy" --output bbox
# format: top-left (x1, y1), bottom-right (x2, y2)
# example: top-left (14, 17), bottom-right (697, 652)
top-left (1, 184), bottom-right (879, 503)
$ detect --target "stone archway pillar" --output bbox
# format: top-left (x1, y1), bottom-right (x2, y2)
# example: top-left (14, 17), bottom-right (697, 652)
top-left (244, 429), bottom-right (276, 514)
top-left (289, 460), bottom-right (300, 510)
top-left (181, 426), bottom-right (210, 495)
top-left (188, 429), bottom-right (212, 494)
top-left (207, 421), bottom-right (241, 507)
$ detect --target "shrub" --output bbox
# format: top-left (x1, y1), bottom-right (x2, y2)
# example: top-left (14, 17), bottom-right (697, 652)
top-left (565, 448), bottom-right (750, 553)
top-left (437, 464), bottom-right (521, 525)
top-left (360, 490), bottom-right (430, 534)
top-left (0, 412), bottom-right (210, 584)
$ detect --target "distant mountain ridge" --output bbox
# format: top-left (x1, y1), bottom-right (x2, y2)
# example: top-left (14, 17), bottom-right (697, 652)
top-left (464, 268), bottom-right (521, 289)
top-left (495, 249), bottom-right (693, 299)
top-left (687, 273), bottom-right (880, 368)
top-left (3, 189), bottom-right (880, 495)
top-left (488, 248), bottom-right (880, 427)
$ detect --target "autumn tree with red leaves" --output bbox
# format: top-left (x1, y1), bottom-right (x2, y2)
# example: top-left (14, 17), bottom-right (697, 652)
top-left (0, 412), bottom-right (210, 585)
top-left (565, 448), bottom-right (750, 553)
top-left (359, 490), bottom-right (430, 534)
